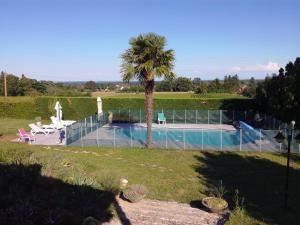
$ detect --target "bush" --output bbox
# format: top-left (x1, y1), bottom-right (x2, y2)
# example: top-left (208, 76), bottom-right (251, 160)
top-left (98, 174), bottom-right (120, 196)
top-left (122, 184), bottom-right (148, 203)
top-left (0, 96), bottom-right (254, 119)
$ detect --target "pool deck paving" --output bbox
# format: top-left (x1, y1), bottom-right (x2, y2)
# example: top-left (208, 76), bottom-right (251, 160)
top-left (12, 130), bottom-right (65, 146)
top-left (104, 123), bottom-right (236, 131)
top-left (104, 197), bottom-right (225, 225)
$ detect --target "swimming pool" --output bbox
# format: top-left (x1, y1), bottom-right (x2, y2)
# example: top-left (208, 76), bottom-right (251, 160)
top-left (113, 125), bottom-right (259, 149)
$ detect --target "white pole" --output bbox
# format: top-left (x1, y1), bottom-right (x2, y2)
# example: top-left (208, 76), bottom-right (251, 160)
top-left (196, 110), bottom-right (198, 124)
top-left (129, 109), bottom-right (130, 122)
top-left (240, 129), bottom-right (242, 151)
top-left (298, 144), bottom-right (300, 154)
top-left (185, 110), bottom-right (186, 124)
top-left (208, 110), bottom-right (210, 124)
top-left (201, 128), bottom-right (204, 151)
top-left (259, 129), bottom-right (262, 152)
top-left (220, 110), bottom-right (222, 125)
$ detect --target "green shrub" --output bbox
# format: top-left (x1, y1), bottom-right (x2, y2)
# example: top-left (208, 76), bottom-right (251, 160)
top-left (225, 207), bottom-right (264, 225)
top-left (0, 96), bottom-right (254, 119)
top-left (98, 174), bottom-right (120, 195)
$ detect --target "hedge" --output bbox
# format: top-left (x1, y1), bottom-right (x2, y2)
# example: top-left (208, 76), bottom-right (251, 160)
top-left (0, 96), bottom-right (254, 120)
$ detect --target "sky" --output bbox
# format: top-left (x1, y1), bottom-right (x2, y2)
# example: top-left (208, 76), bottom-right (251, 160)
top-left (0, 0), bottom-right (299, 81)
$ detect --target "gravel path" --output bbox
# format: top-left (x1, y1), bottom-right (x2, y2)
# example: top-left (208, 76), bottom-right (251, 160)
top-left (104, 197), bottom-right (225, 225)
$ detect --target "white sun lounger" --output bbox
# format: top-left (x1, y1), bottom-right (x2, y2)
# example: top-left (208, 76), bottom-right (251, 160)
top-left (29, 123), bottom-right (55, 135)
top-left (50, 116), bottom-right (76, 127)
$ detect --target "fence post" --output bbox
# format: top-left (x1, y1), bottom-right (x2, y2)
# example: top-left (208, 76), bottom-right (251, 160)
top-left (173, 110), bottom-right (175, 124)
top-left (183, 129), bottom-right (186, 150)
top-left (90, 116), bottom-right (93, 133)
top-left (113, 127), bottom-right (116, 149)
top-left (139, 109), bottom-right (142, 123)
top-left (80, 125), bottom-right (83, 147)
top-left (129, 109), bottom-right (130, 123)
top-left (259, 129), bottom-right (262, 152)
top-left (208, 110), bottom-right (210, 124)
top-left (165, 127), bottom-right (168, 149)
top-left (85, 118), bottom-right (87, 135)
top-left (196, 110), bottom-right (198, 124)
top-left (298, 144), bottom-right (300, 154)
top-left (96, 124), bottom-right (99, 147)
top-left (185, 110), bottom-right (186, 124)
top-left (220, 129), bottom-right (223, 151)
top-left (130, 125), bottom-right (132, 147)
top-left (220, 110), bottom-right (222, 125)
top-left (280, 143), bottom-right (282, 152)
top-left (65, 126), bottom-right (68, 146)
top-left (201, 128), bottom-right (204, 151)
top-left (240, 129), bottom-right (242, 151)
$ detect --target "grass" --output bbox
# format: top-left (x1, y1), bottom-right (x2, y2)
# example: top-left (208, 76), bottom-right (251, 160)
top-left (0, 118), bottom-right (51, 135)
top-left (0, 140), bottom-right (300, 224)
top-left (1, 118), bottom-right (300, 224)
top-left (0, 118), bottom-right (35, 135)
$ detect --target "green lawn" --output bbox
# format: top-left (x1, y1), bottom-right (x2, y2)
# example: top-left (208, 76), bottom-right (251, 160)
top-left (0, 118), bottom-right (36, 135)
top-left (1, 118), bottom-right (300, 225)
top-left (1, 141), bottom-right (300, 225)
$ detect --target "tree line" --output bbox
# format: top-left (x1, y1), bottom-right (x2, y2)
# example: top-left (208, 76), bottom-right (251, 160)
top-left (0, 72), bottom-right (89, 96)
top-left (255, 57), bottom-right (300, 122)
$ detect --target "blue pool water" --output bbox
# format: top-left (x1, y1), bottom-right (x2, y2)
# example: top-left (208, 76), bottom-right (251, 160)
top-left (114, 126), bottom-right (258, 148)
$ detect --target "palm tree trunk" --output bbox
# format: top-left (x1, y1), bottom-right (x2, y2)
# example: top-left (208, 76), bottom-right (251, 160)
top-left (145, 79), bottom-right (154, 148)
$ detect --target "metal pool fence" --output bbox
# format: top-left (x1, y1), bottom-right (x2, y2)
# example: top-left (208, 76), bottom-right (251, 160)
top-left (65, 109), bottom-right (300, 153)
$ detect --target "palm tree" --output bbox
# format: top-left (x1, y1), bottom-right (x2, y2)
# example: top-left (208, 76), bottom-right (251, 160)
top-left (121, 33), bottom-right (175, 148)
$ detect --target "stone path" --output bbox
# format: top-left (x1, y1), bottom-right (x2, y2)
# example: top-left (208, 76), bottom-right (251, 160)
top-left (104, 197), bottom-right (225, 225)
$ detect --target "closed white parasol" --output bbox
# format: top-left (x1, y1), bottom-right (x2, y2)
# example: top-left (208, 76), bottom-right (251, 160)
top-left (97, 97), bottom-right (103, 116)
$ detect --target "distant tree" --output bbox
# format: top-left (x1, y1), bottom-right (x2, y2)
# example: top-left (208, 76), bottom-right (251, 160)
top-left (194, 82), bottom-right (208, 94)
top-left (242, 77), bottom-right (256, 97)
top-left (223, 74), bottom-right (240, 93)
top-left (155, 80), bottom-right (173, 91)
top-left (173, 77), bottom-right (193, 92)
top-left (255, 57), bottom-right (300, 122)
top-left (121, 33), bottom-right (175, 147)
top-left (84, 81), bottom-right (97, 91)
top-left (208, 78), bottom-right (222, 92)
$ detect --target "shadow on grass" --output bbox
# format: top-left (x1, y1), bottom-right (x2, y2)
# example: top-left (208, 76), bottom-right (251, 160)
top-left (194, 152), bottom-right (300, 225)
top-left (0, 163), bottom-right (127, 225)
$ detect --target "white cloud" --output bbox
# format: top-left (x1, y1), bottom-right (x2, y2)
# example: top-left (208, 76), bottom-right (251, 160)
top-left (232, 61), bottom-right (280, 72)
top-left (232, 66), bottom-right (241, 71)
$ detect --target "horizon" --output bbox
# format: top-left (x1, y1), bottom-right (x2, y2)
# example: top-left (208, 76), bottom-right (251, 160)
top-left (0, 0), bottom-right (299, 81)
